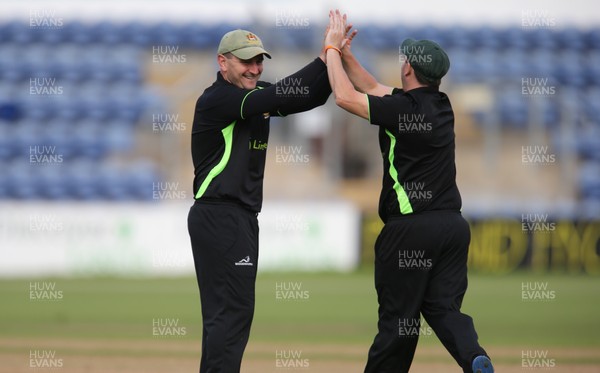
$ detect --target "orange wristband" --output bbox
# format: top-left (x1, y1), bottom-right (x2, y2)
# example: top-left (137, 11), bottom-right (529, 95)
top-left (325, 45), bottom-right (342, 56)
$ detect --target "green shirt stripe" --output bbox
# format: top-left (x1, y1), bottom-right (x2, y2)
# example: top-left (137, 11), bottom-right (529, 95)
top-left (240, 90), bottom-right (256, 120)
top-left (240, 86), bottom-right (264, 120)
top-left (195, 121), bottom-right (236, 199)
top-left (385, 129), bottom-right (413, 215)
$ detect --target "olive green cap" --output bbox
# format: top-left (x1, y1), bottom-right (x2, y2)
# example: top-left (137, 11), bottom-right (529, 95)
top-left (217, 29), bottom-right (272, 60)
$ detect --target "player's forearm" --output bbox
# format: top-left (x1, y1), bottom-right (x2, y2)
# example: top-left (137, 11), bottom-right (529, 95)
top-left (241, 57), bottom-right (327, 118)
top-left (278, 71), bottom-right (331, 115)
top-left (327, 49), bottom-right (368, 119)
top-left (276, 58), bottom-right (331, 115)
top-left (342, 50), bottom-right (394, 97)
top-left (342, 51), bottom-right (379, 94)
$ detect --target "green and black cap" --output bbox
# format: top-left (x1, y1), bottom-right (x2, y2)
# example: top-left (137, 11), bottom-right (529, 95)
top-left (400, 38), bottom-right (450, 81)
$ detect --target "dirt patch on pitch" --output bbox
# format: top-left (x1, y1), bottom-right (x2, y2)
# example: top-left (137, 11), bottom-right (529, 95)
top-left (1, 337), bottom-right (598, 373)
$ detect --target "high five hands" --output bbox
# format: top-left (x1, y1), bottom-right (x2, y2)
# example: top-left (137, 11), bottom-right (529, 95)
top-left (325, 10), bottom-right (347, 50)
top-left (322, 10), bottom-right (358, 62)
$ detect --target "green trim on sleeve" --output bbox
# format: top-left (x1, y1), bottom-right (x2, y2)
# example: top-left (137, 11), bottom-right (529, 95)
top-left (385, 129), bottom-right (413, 215)
top-left (366, 94), bottom-right (371, 122)
top-left (240, 90), bottom-right (257, 120)
top-left (195, 120), bottom-right (236, 199)
top-left (240, 86), bottom-right (265, 120)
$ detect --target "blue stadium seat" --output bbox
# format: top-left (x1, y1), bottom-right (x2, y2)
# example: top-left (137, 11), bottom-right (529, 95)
top-left (585, 28), bottom-right (600, 50)
top-left (105, 82), bottom-right (147, 122)
top-left (82, 45), bottom-right (139, 83)
top-left (556, 27), bottom-right (587, 52)
top-left (181, 22), bottom-right (214, 49)
top-left (121, 21), bottom-right (154, 47)
top-left (53, 96), bottom-right (84, 121)
top-left (474, 49), bottom-right (502, 83)
top-left (50, 44), bottom-right (87, 82)
top-left (359, 25), bottom-right (392, 51)
top-left (37, 166), bottom-right (70, 200)
top-left (471, 26), bottom-right (503, 50)
top-left (98, 163), bottom-right (134, 200)
top-left (539, 98), bottom-right (561, 127)
top-left (0, 44), bottom-right (29, 83)
top-left (65, 160), bottom-right (102, 200)
top-left (104, 121), bottom-right (134, 151)
top-left (6, 160), bottom-right (38, 199)
top-left (23, 93), bottom-right (61, 121)
top-left (38, 25), bottom-right (68, 45)
top-left (555, 51), bottom-right (586, 87)
top-left (12, 120), bottom-right (46, 159)
top-left (0, 81), bottom-right (17, 102)
top-left (502, 49), bottom-right (529, 78)
top-left (410, 25), bottom-right (445, 47)
top-left (152, 21), bottom-right (183, 46)
top-left (579, 161), bottom-right (600, 199)
top-left (500, 27), bottom-right (530, 50)
top-left (579, 200), bottom-right (600, 218)
top-left (108, 95), bottom-right (144, 123)
top-left (87, 59), bottom-right (114, 83)
top-left (0, 125), bottom-right (14, 159)
top-left (446, 49), bottom-right (472, 84)
top-left (72, 120), bottom-right (107, 160)
top-left (113, 59), bottom-right (142, 84)
top-left (126, 160), bottom-right (160, 200)
top-left (212, 24), bottom-right (244, 46)
top-left (444, 25), bottom-right (475, 50)
top-left (81, 96), bottom-right (112, 121)
top-left (583, 88), bottom-right (600, 124)
top-left (4, 21), bottom-right (37, 44)
top-left (64, 21), bottom-right (95, 45)
top-left (96, 45), bottom-right (143, 83)
top-left (576, 126), bottom-right (600, 160)
top-left (0, 101), bottom-right (21, 122)
top-left (526, 49), bottom-right (556, 77)
top-left (44, 119), bottom-right (78, 160)
top-left (387, 25), bottom-right (407, 49)
top-left (496, 90), bottom-right (528, 128)
top-left (0, 59), bottom-right (20, 84)
top-left (0, 162), bottom-right (8, 198)
top-left (61, 58), bottom-right (91, 83)
top-left (92, 21), bottom-right (125, 45)
top-left (527, 28), bottom-right (559, 51)
top-left (0, 23), bottom-right (9, 44)
top-left (586, 51), bottom-right (600, 86)
top-left (139, 90), bottom-right (165, 121)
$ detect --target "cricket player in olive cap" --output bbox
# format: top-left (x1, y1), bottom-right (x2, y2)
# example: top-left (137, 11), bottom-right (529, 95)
top-left (188, 29), bottom-right (331, 372)
top-left (323, 10), bottom-right (494, 373)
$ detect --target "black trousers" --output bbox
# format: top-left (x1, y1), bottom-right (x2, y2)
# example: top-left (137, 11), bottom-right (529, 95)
top-left (364, 211), bottom-right (487, 373)
top-left (188, 201), bottom-right (259, 373)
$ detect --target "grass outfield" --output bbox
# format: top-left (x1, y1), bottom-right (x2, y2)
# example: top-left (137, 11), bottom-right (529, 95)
top-left (1, 270), bottom-right (598, 349)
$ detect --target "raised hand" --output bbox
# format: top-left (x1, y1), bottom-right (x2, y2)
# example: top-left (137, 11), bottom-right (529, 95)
top-left (324, 9), bottom-right (347, 49)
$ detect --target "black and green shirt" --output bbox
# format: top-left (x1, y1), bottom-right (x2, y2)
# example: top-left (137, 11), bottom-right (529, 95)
top-left (367, 86), bottom-right (462, 223)
top-left (191, 57), bottom-right (330, 212)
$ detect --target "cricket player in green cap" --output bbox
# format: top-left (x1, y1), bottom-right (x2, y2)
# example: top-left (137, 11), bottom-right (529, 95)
top-left (323, 10), bottom-right (494, 373)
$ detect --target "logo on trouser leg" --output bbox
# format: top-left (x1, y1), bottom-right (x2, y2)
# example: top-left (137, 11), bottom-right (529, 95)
top-left (235, 256), bottom-right (254, 266)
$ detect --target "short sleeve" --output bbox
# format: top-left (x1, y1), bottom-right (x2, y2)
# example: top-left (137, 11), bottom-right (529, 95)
top-left (367, 92), bottom-right (415, 130)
